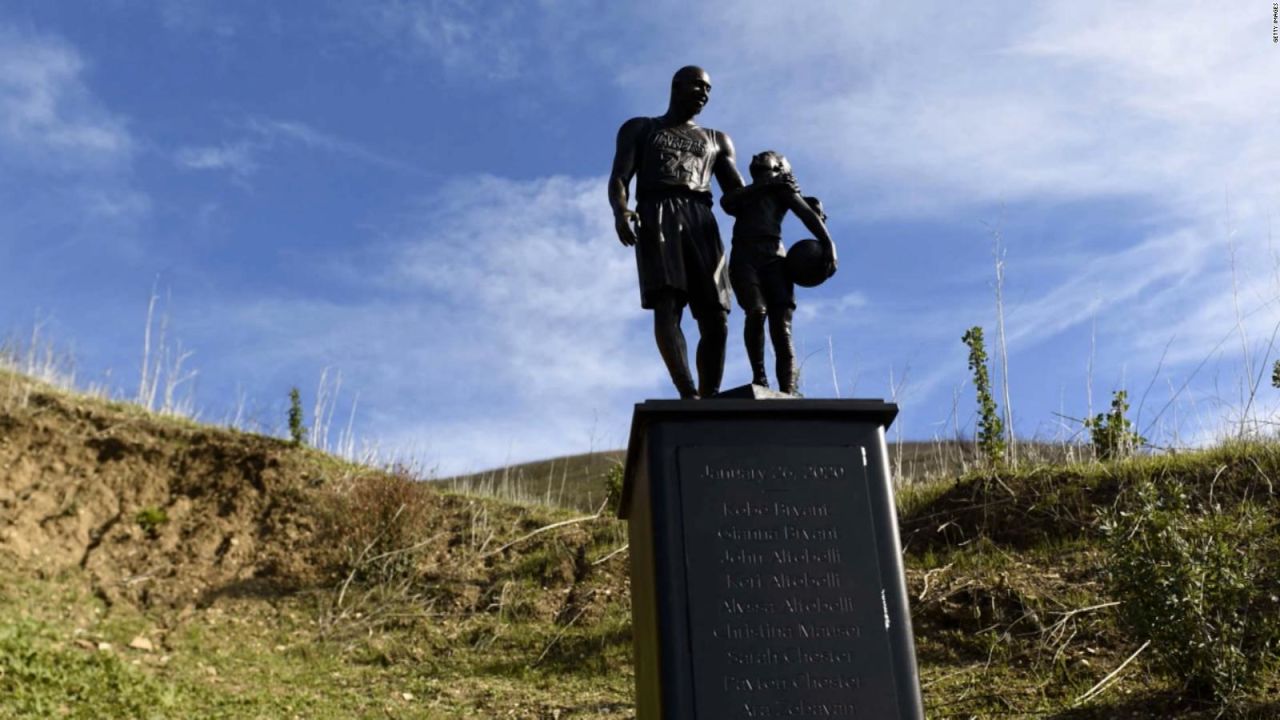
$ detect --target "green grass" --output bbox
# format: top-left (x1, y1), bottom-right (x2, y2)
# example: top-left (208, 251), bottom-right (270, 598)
top-left (0, 619), bottom-right (181, 719)
top-left (0, 561), bottom-right (636, 719)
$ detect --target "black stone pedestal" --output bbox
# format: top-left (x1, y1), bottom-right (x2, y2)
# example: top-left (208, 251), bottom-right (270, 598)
top-left (620, 397), bottom-right (924, 719)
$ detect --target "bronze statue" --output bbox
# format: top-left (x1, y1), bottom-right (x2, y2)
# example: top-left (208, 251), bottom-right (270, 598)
top-left (722, 151), bottom-right (836, 394)
top-left (608, 66), bottom-right (745, 399)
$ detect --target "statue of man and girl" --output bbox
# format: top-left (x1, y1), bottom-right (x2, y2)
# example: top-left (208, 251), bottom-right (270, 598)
top-left (608, 65), bottom-right (837, 398)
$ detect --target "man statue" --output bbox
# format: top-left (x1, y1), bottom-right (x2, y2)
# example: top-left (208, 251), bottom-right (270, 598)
top-left (608, 66), bottom-right (745, 399)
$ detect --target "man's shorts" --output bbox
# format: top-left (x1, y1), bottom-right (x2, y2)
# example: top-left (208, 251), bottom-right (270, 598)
top-left (729, 245), bottom-right (795, 314)
top-left (634, 195), bottom-right (731, 320)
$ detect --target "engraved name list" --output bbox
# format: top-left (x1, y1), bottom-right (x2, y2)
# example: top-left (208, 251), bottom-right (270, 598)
top-left (679, 446), bottom-right (900, 719)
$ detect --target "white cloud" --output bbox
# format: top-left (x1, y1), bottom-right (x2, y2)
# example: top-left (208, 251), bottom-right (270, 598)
top-left (13, 1), bottom-right (1272, 468)
top-left (342, 0), bottom-right (627, 87)
top-left (173, 117), bottom-right (430, 184)
top-left (210, 173), bottom-right (659, 473)
top-left (796, 292), bottom-right (869, 324)
top-left (154, 0), bottom-right (238, 38)
top-left (140, 2), bottom-right (1280, 456)
top-left (1002, 229), bottom-right (1212, 349)
top-left (387, 175), bottom-right (647, 395)
top-left (351, 0), bottom-right (530, 80)
top-left (603, 2), bottom-right (1279, 224)
top-left (245, 117), bottom-right (429, 175)
top-left (175, 142), bottom-right (257, 177)
top-left (0, 26), bottom-right (132, 173)
top-left (0, 24), bottom-right (146, 235)
top-left (613, 1), bottom-right (1280, 433)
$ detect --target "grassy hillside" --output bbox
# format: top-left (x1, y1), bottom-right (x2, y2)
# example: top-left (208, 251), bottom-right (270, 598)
top-left (437, 439), bottom-right (1080, 513)
top-left (0, 369), bottom-right (633, 717)
top-left (438, 450), bottom-right (626, 513)
top-left (3, 368), bottom-right (1279, 717)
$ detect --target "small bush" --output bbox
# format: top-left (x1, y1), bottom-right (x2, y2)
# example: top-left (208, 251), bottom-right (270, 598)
top-left (1103, 474), bottom-right (1280, 706)
top-left (603, 463), bottom-right (624, 516)
top-left (134, 507), bottom-right (168, 538)
top-left (1084, 390), bottom-right (1145, 460)
top-left (287, 387), bottom-right (307, 445)
top-left (962, 326), bottom-right (1004, 466)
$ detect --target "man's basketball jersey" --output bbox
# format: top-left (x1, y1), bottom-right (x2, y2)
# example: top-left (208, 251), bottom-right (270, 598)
top-left (635, 119), bottom-right (720, 199)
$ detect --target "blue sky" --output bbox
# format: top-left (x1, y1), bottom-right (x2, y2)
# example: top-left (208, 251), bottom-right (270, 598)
top-left (3, 1), bottom-right (1279, 474)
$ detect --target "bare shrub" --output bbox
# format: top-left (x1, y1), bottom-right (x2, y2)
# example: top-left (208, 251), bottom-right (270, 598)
top-left (318, 469), bottom-right (436, 585)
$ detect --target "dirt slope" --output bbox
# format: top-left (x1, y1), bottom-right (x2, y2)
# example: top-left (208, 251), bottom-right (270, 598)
top-left (0, 371), bottom-right (628, 628)
top-left (0, 381), bottom-right (329, 611)
top-left (0, 376), bottom-right (636, 717)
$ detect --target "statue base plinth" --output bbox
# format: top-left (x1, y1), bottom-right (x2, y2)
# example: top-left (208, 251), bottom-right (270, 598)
top-left (620, 398), bottom-right (923, 719)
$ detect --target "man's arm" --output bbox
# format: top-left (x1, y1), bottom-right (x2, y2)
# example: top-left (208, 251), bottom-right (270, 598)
top-left (711, 130), bottom-right (746, 205)
top-left (721, 172), bottom-right (799, 215)
top-left (608, 118), bottom-right (646, 246)
top-left (785, 191), bottom-right (838, 275)
top-left (717, 131), bottom-right (795, 215)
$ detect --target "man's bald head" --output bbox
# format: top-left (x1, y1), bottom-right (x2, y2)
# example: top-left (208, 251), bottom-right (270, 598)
top-left (667, 66), bottom-right (711, 119)
top-left (672, 65), bottom-right (710, 86)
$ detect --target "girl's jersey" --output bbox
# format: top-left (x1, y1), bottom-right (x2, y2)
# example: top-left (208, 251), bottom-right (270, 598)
top-left (731, 183), bottom-right (792, 262)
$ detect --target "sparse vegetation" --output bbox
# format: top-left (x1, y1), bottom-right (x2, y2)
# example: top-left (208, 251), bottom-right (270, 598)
top-left (134, 507), bottom-right (168, 538)
top-left (0, 370), bottom-right (636, 718)
top-left (1104, 472), bottom-right (1280, 708)
top-left (603, 463), bottom-right (624, 516)
top-left (1085, 389), bottom-right (1145, 460)
top-left (6, 353), bottom-right (1280, 717)
top-left (440, 450), bottom-right (626, 512)
top-left (318, 469), bottom-right (436, 585)
top-left (288, 386), bottom-right (306, 445)
top-left (962, 325), bottom-right (1005, 466)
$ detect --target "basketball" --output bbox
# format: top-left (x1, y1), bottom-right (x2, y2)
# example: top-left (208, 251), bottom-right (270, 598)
top-left (786, 239), bottom-right (832, 288)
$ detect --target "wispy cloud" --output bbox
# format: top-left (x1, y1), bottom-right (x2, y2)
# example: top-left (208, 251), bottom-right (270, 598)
top-left (245, 118), bottom-right (429, 175)
top-left (211, 174), bottom-right (655, 472)
top-left (340, 0), bottom-right (626, 87)
top-left (350, 0), bottom-right (529, 79)
top-left (173, 117), bottom-right (431, 183)
top-left (0, 24), bottom-right (146, 234)
top-left (9, 2), bottom-right (1277, 473)
top-left (324, 0), bottom-right (1280, 445)
top-left (386, 175), bottom-right (649, 396)
top-left (148, 0), bottom-right (239, 39)
top-left (174, 141), bottom-right (257, 177)
top-left (796, 292), bottom-right (870, 325)
top-left (599, 2), bottom-right (1276, 218)
top-left (520, 0), bottom-right (1279, 445)
top-left (0, 25), bottom-right (132, 172)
